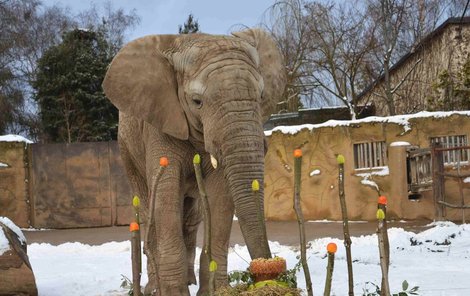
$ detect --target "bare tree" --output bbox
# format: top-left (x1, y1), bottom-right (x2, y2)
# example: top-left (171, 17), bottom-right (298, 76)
top-left (75, 1), bottom-right (140, 56)
top-left (262, 0), bottom-right (314, 112)
top-left (0, 0), bottom-right (139, 139)
top-left (0, 0), bottom-right (75, 138)
top-left (304, 1), bottom-right (378, 118)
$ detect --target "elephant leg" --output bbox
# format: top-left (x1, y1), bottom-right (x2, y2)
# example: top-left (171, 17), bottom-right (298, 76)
top-left (149, 174), bottom-right (190, 296)
top-left (183, 196), bottom-right (202, 285)
top-left (197, 169), bottom-right (234, 296)
top-left (144, 223), bottom-right (158, 295)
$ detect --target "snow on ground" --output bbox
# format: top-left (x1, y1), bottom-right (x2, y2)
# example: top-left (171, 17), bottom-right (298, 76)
top-left (28, 222), bottom-right (470, 296)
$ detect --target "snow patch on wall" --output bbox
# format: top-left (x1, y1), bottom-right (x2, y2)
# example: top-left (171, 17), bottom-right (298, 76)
top-left (355, 166), bottom-right (389, 177)
top-left (361, 178), bottom-right (379, 191)
top-left (310, 169), bottom-right (321, 177)
top-left (390, 141), bottom-right (411, 147)
top-left (0, 228), bottom-right (9, 256)
top-left (0, 162), bottom-right (8, 168)
top-left (355, 166), bottom-right (389, 192)
top-left (0, 134), bottom-right (33, 143)
top-left (465, 177), bottom-right (470, 183)
top-left (265, 110), bottom-right (470, 137)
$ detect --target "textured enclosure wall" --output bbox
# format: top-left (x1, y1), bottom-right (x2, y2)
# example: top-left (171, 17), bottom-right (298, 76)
top-left (29, 141), bottom-right (132, 228)
top-left (0, 142), bottom-right (30, 227)
top-left (264, 114), bottom-right (470, 221)
top-left (2, 114), bottom-right (470, 228)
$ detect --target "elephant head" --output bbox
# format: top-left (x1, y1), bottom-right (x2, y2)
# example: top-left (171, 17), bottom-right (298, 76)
top-left (103, 29), bottom-right (285, 260)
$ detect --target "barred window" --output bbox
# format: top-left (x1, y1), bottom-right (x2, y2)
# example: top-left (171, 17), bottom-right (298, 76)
top-left (353, 141), bottom-right (388, 169)
top-left (430, 135), bottom-right (469, 164)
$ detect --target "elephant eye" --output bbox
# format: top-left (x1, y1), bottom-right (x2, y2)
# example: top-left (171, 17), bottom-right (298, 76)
top-left (192, 97), bottom-right (203, 109)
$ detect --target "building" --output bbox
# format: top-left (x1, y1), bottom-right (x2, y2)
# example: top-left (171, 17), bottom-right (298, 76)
top-left (360, 17), bottom-right (470, 116)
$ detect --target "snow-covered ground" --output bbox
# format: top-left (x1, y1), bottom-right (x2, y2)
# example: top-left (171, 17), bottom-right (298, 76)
top-left (26, 221), bottom-right (470, 296)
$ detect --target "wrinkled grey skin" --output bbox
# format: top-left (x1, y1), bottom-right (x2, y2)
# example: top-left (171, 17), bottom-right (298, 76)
top-left (102, 29), bottom-right (285, 295)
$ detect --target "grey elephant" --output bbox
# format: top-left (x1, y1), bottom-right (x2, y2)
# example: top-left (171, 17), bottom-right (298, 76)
top-left (102, 29), bottom-right (286, 295)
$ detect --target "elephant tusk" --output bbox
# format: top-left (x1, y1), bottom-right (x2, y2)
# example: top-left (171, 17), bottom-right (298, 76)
top-left (210, 154), bottom-right (218, 169)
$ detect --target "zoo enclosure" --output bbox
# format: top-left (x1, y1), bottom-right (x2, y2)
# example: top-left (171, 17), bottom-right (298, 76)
top-left (0, 141), bottom-right (132, 228)
top-left (1, 112), bottom-right (470, 228)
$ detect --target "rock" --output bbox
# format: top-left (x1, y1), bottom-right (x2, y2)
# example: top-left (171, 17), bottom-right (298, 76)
top-left (0, 217), bottom-right (38, 296)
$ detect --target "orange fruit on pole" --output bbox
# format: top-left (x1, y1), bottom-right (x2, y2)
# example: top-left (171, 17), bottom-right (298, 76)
top-left (294, 149), bottom-right (302, 158)
top-left (159, 157), bottom-right (169, 167)
top-left (129, 222), bottom-right (140, 232)
top-left (378, 195), bottom-right (387, 205)
top-left (327, 242), bottom-right (337, 254)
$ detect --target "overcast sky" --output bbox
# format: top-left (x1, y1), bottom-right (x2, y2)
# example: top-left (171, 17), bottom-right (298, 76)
top-left (42, 0), bottom-right (275, 40)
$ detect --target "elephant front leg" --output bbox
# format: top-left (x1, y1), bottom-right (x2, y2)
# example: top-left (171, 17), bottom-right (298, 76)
top-left (147, 177), bottom-right (190, 296)
top-left (183, 196), bottom-right (202, 285)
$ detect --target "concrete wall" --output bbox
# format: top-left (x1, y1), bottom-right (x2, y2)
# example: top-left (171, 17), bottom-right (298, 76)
top-left (264, 113), bottom-right (470, 221)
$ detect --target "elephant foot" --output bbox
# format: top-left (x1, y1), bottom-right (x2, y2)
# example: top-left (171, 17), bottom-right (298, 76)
top-left (144, 282), bottom-right (190, 296)
top-left (144, 282), bottom-right (157, 295)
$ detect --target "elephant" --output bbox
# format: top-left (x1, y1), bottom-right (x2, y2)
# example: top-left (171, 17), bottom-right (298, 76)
top-left (102, 29), bottom-right (286, 295)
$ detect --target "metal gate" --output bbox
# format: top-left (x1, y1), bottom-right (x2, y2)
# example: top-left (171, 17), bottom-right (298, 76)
top-left (407, 147), bottom-right (433, 194)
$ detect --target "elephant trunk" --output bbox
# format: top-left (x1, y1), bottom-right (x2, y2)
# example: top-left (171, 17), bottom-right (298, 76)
top-left (219, 115), bottom-right (271, 260)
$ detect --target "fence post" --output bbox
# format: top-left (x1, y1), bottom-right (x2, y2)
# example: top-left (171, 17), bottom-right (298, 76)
top-left (431, 142), bottom-right (444, 220)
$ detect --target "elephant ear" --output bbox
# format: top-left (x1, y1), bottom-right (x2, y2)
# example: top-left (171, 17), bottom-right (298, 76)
top-left (103, 35), bottom-right (189, 140)
top-left (232, 29), bottom-right (286, 121)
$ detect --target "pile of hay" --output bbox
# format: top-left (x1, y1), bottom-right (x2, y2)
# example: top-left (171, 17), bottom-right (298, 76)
top-left (215, 284), bottom-right (301, 296)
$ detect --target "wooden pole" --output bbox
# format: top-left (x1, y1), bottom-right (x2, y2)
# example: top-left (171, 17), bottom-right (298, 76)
top-left (378, 196), bottom-right (390, 296)
top-left (324, 243), bottom-right (337, 296)
top-left (252, 179), bottom-right (269, 255)
top-left (377, 208), bottom-right (390, 296)
top-left (293, 149), bottom-right (313, 296)
top-left (193, 154), bottom-right (216, 295)
top-left (432, 143), bottom-right (444, 220)
top-left (337, 154), bottom-right (354, 296)
top-left (130, 221), bottom-right (141, 296)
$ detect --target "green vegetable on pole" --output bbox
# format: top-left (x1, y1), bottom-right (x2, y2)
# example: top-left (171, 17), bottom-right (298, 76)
top-left (293, 149), bottom-right (313, 296)
top-left (193, 154), bottom-right (216, 295)
top-left (337, 154), bottom-right (354, 296)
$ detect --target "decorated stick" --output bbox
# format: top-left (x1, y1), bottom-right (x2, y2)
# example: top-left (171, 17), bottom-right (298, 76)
top-left (378, 196), bottom-right (390, 294)
top-left (130, 221), bottom-right (142, 296)
top-left (133, 196), bottom-right (142, 295)
top-left (193, 154), bottom-right (216, 295)
top-left (293, 149), bottom-right (313, 296)
top-left (145, 157), bottom-right (168, 245)
top-left (252, 179), bottom-right (269, 254)
top-left (337, 154), bottom-right (354, 296)
top-left (324, 242), bottom-right (337, 296)
top-left (377, 207), bottom-right (390, 296)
